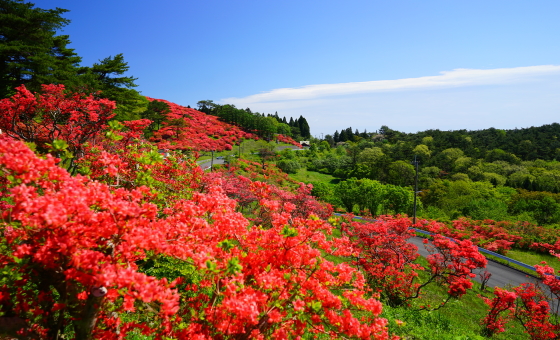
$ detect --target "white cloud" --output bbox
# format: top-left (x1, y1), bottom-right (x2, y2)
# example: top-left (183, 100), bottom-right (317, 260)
top-left (222, 65), bottom-right (560, 105)
top-left (219, 65), bottom-right (560, 134)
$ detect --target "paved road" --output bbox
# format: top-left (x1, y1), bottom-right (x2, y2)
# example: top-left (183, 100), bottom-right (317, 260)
top-left (198, 157), bottom-right (226, 170)
top-left (409, 235), bottom-right (559, 313)
top-left (408, 236), bottom-right (540, 289)
top-left (197, 145), bottom-right (304, 170)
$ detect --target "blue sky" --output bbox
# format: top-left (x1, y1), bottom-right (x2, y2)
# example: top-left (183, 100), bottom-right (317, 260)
top-left (34, 0), bottom-right (560, 136)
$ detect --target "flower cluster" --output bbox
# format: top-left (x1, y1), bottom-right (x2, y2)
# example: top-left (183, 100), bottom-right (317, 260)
top-left (275, 134), bottom-right (300, 146)
top-left (343, 215), bottom-right (487, 308)
top-left (481, 262), bottom-right (560, 338)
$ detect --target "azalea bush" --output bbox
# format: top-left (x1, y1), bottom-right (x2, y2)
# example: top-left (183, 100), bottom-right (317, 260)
top-left (275, 134), bottom-right (300, 146)
top-left (0, 135), bottom-right (394, 339)
top-left (482, 283), bottom-right (559, 339)
top-left (415, 217), bottom-right (559, 255)
top-left (481, 253), bottom-right (560, 339)
top-left (344, 216), bottom-right (487, 308)
top-left (209, 169), bottom-right (333, 224)
top-left (76, 119), bottom-right (204, 204)
top-left (0, 84), bottom-right (115, 163)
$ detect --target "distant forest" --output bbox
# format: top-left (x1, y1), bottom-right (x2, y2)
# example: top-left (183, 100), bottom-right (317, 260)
top-left (327, 123), bottom-right (560, 161)
top-left (275, 122), bottom-right (560, 226)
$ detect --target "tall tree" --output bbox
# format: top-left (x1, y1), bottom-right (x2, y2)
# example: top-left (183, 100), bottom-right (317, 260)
top-left (339, 129), bottom-right (348, 142)
top-left (141, 100), bottom-right (171, 131)
top-left (288, 117), bottom-right (295, 127)
top-left (78, 54), bottom-right (142, 120)
top-left (0, 0), bottom-right (143, 118)
top-left (196, 99), bottom-right (217, 114)
top-left (333, 130), bottom-right (340, 143)
top-left (0, 0), bottom-right (81, 97)
top-left (298, 115), bottom-right (311, 138)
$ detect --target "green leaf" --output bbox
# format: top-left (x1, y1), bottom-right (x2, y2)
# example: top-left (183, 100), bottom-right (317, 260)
top-left (108, 120), bottom-right (124, 131)
top-left (226, 257), bottom-right (243, 275)
top-left (218, 239), bottom-right (236, 252)
top-left (205, 260), bottom-right (217, 272)
top-left (52, 139), bottom-right (69, 151)
top-left (281, 225), bottom-right (298, 238)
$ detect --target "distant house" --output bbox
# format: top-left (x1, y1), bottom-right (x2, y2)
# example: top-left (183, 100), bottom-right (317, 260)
top-left (300, 141), bottom-right (310, 147)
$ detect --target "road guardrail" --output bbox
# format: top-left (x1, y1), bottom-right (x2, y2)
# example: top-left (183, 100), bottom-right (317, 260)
top-left (333, 213), bottom-right (540, 274)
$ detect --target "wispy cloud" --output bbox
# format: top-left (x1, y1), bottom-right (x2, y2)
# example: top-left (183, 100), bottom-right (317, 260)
top-left (219, 65), bottom-right (560, 134)
top-left (222, 65), bottom-right (560, 105)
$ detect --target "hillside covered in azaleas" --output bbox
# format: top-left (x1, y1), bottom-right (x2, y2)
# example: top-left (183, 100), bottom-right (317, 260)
top-left (0, 86), bottom-right (395, 339)
top-left (147, 97), bottom-right (256, 152)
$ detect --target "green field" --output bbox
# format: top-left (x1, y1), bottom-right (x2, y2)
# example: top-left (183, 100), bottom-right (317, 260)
top-left (289, 167), bottom-right (341, 185)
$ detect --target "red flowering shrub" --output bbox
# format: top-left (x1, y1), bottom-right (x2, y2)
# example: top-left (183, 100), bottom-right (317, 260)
top-left (482, 261), bottom-right (560, 339)
top-left (0, 136), bottom-right (393, 339)
top-left (207, 169), bottom-right (333, 225)
top-left (0, 135), bottom-right (179, 338)
top-left (481, 287), bottom-right (517, 335)
top-left (415, 217), bottom-right (560, 255)
top-left (343, 216), bottom-right (422, 307)
top-left (532, 239), bottom-right (560, 255)
top-left (344, 216), bottom-right (487, 309)
top-left (424, 234), bottom-right (487, 299)
top-left (513, 283), bottom-right (557, 340)
top-left (65, 116), bottom-right (206, 209)
top-left (218, 158), bottom-right (304, 192)
top-left (0, 84), bottom-right (115, 157)
top-left (275, 134), bottom-right (300, 146)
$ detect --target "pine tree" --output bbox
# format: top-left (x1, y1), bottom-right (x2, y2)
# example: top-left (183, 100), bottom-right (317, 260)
top-left (339, 129), bottom-right (348, 142)
top-left (0, 0), bottom-right (143, 118)
top-left (298, 115), bottom-right (311, 138)
top-left (345, 127), bottom-right (354, 141)
top-left (78, 54), bottom-right (141, 120)
top-left (0, 0), bottom-right (82, 97)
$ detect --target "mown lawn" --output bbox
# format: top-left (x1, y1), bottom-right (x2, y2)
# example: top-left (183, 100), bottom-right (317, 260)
top-left (289, 168), bottom-right (341, 185)
top-left (505, 248), bottom-right (560, 272)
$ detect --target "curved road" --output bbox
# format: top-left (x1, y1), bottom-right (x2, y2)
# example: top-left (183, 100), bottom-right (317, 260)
top-left (198, 157), bottom-right (226, 170)
top-left (197, 145), bottom-right (304, 170)
top-left (408, 236), bottom-right (540, 289)
top-left (336, 214), bottom-right (559, 313)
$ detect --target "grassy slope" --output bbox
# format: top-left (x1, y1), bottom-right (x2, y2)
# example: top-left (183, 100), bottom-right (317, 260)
top-left (288, 167), bottom-right (341, 185)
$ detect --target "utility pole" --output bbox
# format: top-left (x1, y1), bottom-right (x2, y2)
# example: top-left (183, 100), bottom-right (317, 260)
top-left (210, 150), bottom-right (214, 171)
top-left (238, 139), bottom-right (243, 157)
top-left (412, 155), bottom-right (419, 225)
